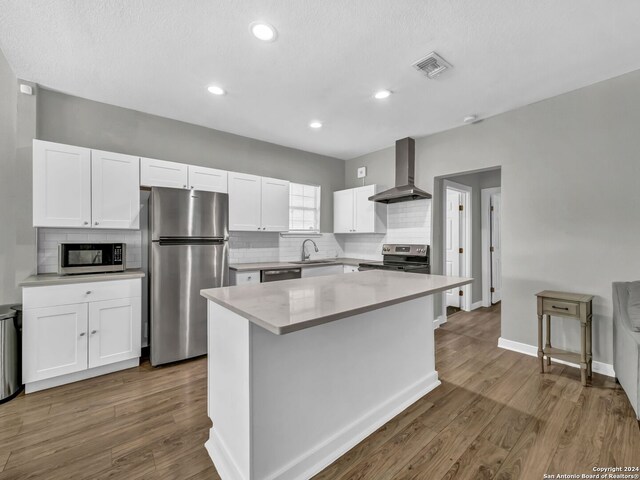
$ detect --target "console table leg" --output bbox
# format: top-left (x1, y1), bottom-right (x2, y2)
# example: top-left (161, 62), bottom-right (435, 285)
top-left (580, 321), bottom-right (587, 386)
top-left (545, 314), bottom-right (552, 366)
top-left (538, 314), bottom-right (544, 373)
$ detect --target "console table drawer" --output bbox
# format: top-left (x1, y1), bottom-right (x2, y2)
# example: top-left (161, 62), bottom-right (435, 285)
top-left (542, 298), bottom-right (578, 317)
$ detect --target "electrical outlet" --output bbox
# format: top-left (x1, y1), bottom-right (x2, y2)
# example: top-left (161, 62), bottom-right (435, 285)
top-left (357, 166), bottom-right (367, 179)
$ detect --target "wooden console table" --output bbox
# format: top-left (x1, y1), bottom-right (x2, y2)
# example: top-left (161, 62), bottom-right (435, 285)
top-left (535, 290), bottom-right (594, 386)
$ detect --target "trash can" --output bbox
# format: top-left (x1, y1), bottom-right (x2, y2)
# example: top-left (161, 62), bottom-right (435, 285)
top-left (0, 304), bottom-right (22, 403)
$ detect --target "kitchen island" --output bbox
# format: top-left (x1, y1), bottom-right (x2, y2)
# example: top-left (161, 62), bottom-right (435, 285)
top-left (201, 270), bottom-right (472, 480)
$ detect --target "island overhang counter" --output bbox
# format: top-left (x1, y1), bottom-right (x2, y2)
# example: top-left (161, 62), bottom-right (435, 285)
top-left (201, 270), bottom-right (472, 480)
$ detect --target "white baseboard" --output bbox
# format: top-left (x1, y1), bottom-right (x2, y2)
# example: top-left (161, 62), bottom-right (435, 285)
top-left (25, 357), bottom-right (140, 393)
top-left (205, 431), bottom-right (246, 480)
top-left (267, 372), bottom-right (441, 480)
top-left (470, 301), bottom-right (483, 311)
top-left (434, 315), bottom-right (446, 328)
top-left (497, 337), bottom-right (615, 378)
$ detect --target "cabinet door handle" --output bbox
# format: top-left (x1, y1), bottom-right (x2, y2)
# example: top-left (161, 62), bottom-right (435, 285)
top-left (86, 291), bottom-right (92, 294)
top-left (94, 221), bottom-right (99, 225)
top-left (552, 305), bottom-right (569, 311)
top-left (83, 221), bottom-right (89, 225)
top-left (79, 332), bottom-right (86, 337)
top-left (183, 184), bottom-right (187, 188)
top-left (91, 330), bottom-right (98, 335)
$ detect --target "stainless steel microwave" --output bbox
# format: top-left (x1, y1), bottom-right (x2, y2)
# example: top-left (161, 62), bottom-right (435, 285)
top-left (58, 243), bottom-right (126, 275)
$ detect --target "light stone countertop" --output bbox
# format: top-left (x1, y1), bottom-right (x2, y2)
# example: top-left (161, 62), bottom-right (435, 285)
top-left (20, 269), bottom-right (146, 287)
top-left (229, 257), bottom-right (368, 271)
top-left (201, 270), bottom-right (472, 335)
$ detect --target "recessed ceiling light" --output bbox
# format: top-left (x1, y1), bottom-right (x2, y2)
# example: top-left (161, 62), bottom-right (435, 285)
top-left (250, 22), bottom-right (277, 42)
top-left (374, 89), bottom-right (392, 99)
top-left (207, 85), bottom-right (226, 96)
top-left (309, 121), bottom-right (322, 129)
top-left (463, 115), bottom-right (477, 124)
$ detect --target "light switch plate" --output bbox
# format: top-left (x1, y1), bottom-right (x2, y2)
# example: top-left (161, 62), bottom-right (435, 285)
top-left (357, 166), bottom-right (367, 179)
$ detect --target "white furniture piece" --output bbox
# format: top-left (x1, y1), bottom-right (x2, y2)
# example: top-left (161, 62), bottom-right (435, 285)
top-left (22, 278), bottom-right (142, 393)
top-left (333, 185), bottom-right (387, 233)
top-left (33, 140), bottom-right (140, 229)
top-left (202, 271), bottom-right (471, 480)
top-left (228, 172), bottom-right (290, 232)
top-left (613, 282), bottom-right (640, 419)
top-left (140, 158), bottom-right (228, 193)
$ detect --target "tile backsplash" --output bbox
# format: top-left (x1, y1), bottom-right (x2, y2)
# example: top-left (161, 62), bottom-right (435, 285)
top-left (37, 228), bottom-right (142, 274)
top-left (36, 199), bottom-right (431, 271)
top-left (339, 199), bottom-right (431, 259)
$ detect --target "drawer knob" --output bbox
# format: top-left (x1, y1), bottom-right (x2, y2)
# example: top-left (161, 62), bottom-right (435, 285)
top-left (94, 221), bottom-right (99, 225)
top-left (91, 330), bottom-right (98, 335)
top-left (83, 221), bottom-right (89, 225)
top-left (86, 291), bottom-right (92, 294)
top-left (79, 332), bottom-right (86, 337)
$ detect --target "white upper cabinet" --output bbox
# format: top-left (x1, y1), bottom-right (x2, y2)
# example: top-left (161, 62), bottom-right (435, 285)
top-left (261, 177), bottom-right (290, 232)
top-left (91, 150), bottom-right (140, 229)
top-left (33, 140), bottom-right (140, 229)
top-left (33, 140), bottom-right (92, 228)
top-left (228, 173), bottom-right (290, 232)
top-left (229, 172), bottom-right (262, 231)
top-left (188, 165), bottom-right (228, 193)
top-left (333, 185), bottom-right (386, 234)
top-left (333, 188), bottom-right (354, 233)
top-left (140, 157), bottom-right (188, 189)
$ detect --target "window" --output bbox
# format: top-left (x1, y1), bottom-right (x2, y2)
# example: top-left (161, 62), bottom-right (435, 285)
top-left (289, 183), bottom-right (321, 232)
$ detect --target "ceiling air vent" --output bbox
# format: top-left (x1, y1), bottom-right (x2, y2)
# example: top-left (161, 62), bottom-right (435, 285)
top-left (413, 52), bottom-right (452, 78)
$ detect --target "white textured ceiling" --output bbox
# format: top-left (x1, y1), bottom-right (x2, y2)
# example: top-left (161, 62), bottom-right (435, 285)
top-left (1, 1), bottom-right (640, 160)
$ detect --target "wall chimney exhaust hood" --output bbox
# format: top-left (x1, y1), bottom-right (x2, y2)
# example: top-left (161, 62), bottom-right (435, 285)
top-left (368, 137), bottom-right (432, 203)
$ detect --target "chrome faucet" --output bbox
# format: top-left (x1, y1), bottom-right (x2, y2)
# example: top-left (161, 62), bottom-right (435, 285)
top-left (301, 239), bottom-right (319, 261)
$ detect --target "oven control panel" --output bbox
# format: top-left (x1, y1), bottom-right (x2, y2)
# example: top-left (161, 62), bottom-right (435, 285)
top-left (382, 244), bottom-right (429, 257)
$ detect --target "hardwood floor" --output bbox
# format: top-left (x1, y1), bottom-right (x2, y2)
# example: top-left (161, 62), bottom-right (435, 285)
top-left (1, 304), bottom-right (638, 479)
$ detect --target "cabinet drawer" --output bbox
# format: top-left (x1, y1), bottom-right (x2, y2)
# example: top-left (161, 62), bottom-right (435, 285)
top-left (542, 298), bottom-right (579, 317)
top-left (233, 271), bottom-right (260, 285)
top-left (24, 279), bottom-right (141, 309)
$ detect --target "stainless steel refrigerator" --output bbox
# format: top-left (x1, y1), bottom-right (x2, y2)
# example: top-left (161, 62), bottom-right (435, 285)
top-left (150, 187), bottom-right (229, 366)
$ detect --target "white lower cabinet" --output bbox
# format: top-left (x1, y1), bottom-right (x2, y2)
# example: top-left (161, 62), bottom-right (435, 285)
top-left (88, 297), bottom-right (141, 368)
top-left (23, 303), bottom-right (89, 382)
top-left (22, 279), bottom-right (142, 392)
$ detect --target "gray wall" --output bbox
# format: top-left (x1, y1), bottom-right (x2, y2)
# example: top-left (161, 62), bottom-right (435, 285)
top-left (37, 89), bottom-right (345, 232)
top-left (441, 169), bottom-right (501, 304)
top-left (0, 49), bottom-right (37, 304)
top-left (346, 69), bottom-right (640, 367)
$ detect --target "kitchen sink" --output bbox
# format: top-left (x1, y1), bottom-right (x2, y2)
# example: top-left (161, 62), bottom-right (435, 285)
top-left (290, 260), bottom-right (337, 265)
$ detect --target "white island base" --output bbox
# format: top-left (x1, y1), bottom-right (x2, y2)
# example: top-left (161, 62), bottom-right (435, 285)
top-left (206, 295), bottom-right (438, 480)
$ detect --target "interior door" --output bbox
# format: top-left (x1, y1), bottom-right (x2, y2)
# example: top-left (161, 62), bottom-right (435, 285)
top-left (23, 303), bottom-right (88, 382)
top-left (261, 177), bottom-right (290, 231)
top-left (150, 241), bottom-right (229, 366)
top-left (91, 150), bottom-right (140, 229)
top-left (228, 172), bottom-right (262, 231)
top-left (333, 189), bottom-right (354, 233)
top-left (445, 189), bottom-right (461, 307)
top-left (32, 140), bottom-right (92, 228)
top-left (88, 297), bottom-right (141, 368)
top-left (491, 192), bottom-right (502, 303)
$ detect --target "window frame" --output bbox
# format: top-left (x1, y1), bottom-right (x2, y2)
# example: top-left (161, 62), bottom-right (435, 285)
top-left (288, 182), bottom-right (321, 233)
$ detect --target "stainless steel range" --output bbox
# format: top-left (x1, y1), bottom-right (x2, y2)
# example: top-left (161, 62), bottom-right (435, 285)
top-left (358, 244), bottom-right (430, 273)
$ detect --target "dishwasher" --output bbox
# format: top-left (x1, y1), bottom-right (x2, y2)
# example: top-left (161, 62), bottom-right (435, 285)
top-left (261, 268), bottom-right (302, 283)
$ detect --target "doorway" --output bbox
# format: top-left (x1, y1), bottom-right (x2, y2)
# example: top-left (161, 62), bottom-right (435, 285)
top-left (443, 180), bottom-right (472, 316)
